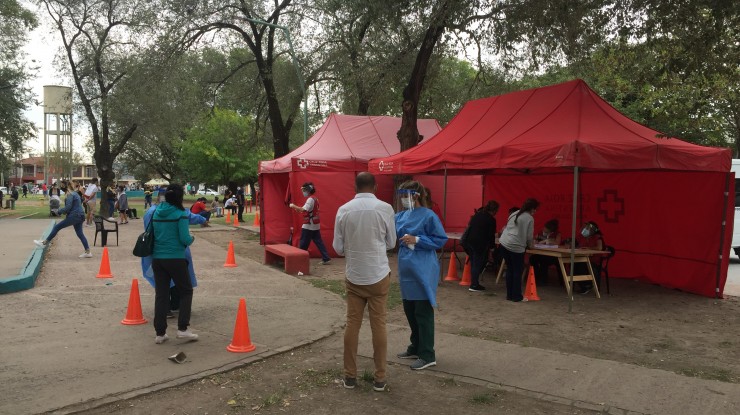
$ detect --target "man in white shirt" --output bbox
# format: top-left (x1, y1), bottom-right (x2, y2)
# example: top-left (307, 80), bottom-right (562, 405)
top-left (84, 178), bottom-right (99, 226)
top-left (332, 172), bottom-right (396, 392)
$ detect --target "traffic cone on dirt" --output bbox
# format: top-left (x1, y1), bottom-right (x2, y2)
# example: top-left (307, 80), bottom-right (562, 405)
top-left (121, 279), bottom-right (147, 325)
top-left (459, 256), bottom-right (472, 286)
top-left (224, 240), bottom-right (237, 268)
top-left (227, 298), bottom-right (256, 353)
top-left (444, 255), bottom-right (460, 281)
top-left (96, 247), bottom-right (113, 279)
top-left (253, 210), bottom-right (260, 227)
top-left (233, 214), bottom-right (239, 227)
top-left (225, 209), bottom-right (231, 224)
top-left (524, 267), bottom-right (541, 301)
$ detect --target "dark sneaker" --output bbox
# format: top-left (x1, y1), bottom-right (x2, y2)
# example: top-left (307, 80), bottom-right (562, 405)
top-left (410, 358), bottom-right (437, 370)
top-left (396, 351), bottom-right (418, 359)
top-left (468, 284), bottom-right (486, 292)
top-left (321, 259), bottom-right (332, 265)
top-left (373, 381), bottom-right (387, 392)
top-left (342, 377), bottom-right (357, 389)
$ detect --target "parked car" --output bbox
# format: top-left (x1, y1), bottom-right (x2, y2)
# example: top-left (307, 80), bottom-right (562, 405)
top-left (0, 186), bottom-right (7, 195)
top-left (197, 188), bottom-right (219, 196)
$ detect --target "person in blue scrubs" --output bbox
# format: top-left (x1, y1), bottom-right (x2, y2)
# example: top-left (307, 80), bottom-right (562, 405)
top-left (394, 180), bottom-right (448, 371)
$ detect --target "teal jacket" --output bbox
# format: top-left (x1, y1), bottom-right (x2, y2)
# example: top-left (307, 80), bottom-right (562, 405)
top-left (152, 202), bottom-right (194, 259)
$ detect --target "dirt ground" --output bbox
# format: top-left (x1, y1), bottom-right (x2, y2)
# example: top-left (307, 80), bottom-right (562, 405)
top-left (80, 229), bottom-right (740, 414)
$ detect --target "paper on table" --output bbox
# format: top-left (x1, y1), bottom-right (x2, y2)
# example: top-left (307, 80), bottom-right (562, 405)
top-left (534, 243), bottom-right (559, 249)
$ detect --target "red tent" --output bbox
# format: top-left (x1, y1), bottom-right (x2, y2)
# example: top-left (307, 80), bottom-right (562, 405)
top-left (259, 114), bottom-right (459, 257)
top-left (369, 79), bottom-right (733, 298)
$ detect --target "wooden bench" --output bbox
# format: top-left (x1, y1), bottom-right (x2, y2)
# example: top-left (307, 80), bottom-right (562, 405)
top-left (264, 244), bottom-right (310, 275)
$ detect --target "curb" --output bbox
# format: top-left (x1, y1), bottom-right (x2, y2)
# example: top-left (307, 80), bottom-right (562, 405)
top-left (47, 326), bottom-right (342, 415)
top-left (0, 220), bottom-right (55, 294)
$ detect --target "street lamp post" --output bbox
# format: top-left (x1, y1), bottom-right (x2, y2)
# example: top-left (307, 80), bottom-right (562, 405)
top-left (244, 18), bottom-right (308, 143)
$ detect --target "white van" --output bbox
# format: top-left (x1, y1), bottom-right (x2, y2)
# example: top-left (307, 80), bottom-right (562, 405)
top-left (732, 160), bottom-right (740, 256)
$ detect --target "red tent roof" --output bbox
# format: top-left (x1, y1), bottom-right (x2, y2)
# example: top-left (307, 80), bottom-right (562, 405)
top-left (259, 114), bottom-right (442, 173)
top-left (369, 79), bottom-right (730, 174)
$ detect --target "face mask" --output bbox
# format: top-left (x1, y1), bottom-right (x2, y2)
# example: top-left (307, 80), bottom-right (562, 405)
top-left (401, 197), bottom-right (414, 209)
top-left (302, 191), bottom-right (309, 197)
top-left (581, 228), bottom-right (591, 238)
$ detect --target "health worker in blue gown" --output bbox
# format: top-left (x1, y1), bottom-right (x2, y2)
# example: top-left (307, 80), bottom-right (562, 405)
top-left (394, 180), bottom-right (447, 371)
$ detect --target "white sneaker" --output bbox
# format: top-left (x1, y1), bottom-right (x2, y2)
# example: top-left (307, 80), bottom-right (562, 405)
top-left (176, 329), bottom-right (199, 341)
top-left (33, 240), bottom-right (47, 247)
top-left (155, 334), bottom-right (169, 344)
top-left (79, 251), bottom-right (93, 258)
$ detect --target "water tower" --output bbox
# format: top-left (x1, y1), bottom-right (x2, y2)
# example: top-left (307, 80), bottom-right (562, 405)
top-left (43, 85), bottom-right (73, 184)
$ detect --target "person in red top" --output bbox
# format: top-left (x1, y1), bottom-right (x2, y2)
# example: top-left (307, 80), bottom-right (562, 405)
top-left (190, 197), bottom-right (211, 224)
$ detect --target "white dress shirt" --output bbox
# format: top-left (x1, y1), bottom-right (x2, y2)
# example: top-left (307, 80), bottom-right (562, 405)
top-left (333, 193), bottom-right (396, 285)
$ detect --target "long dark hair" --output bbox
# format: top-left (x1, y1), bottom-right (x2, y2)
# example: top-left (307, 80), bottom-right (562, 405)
top-left (478, 200), bottom-right (499, 214)
top-left (515, 198), bottom-right (540, 224)
top-left (164, 184), bottom-right (185, 210)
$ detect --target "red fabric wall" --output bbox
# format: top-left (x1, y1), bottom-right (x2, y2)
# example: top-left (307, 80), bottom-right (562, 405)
top-left (259, 173), bottom-right (292, 245)
top-left (484, 170), bottom-right (731, 297)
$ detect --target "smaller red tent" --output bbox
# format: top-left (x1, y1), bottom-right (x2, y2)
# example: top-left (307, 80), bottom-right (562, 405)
top-left (259, 114), bottom-right (449, 256)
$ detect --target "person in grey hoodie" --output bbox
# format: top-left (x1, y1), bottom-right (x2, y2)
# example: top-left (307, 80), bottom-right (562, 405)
top-left (151, 184), bottom-right (198, 344)
top-left (34, 180), bottom-right (92, 258)
top-left (498, 198), bottom-right (540, 302)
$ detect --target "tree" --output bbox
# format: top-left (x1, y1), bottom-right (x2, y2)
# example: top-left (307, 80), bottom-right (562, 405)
top-left (179, 108), bottom-right (271, 187)
top-left (0, 0), bottom-right (38, 179)
top-left (42, 0), bottom-right (158, 214)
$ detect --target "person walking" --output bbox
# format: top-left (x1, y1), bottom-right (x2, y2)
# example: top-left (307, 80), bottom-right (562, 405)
top-left (499, 198), bottom-right (539, 302)
top-left (150, 184), bottom-right (198, 344)
top-left (333, 172), bottom-right (396, 392)
top-left (394, 180), bottom-right (447, 371)
top-left (84, 178), bottom-right (99, 226)
top-left (289, 182), bottom-right (332, 265)
top-left (462, 200), bottom-right (500, 292)
top-left (22, 183), bottom-right (28, 198)
top-left (117, 186), bottom-right (129, 224)
top-left (33, 180), bottom-right (93, 258)
top-left (106, 186), bottom-right (117, 218)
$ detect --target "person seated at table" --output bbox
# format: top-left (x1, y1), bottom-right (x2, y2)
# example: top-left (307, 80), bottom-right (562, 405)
top-left (529, 219), bottom-right (562, 286)
top-left (573, 221), bottom-right (605, 294)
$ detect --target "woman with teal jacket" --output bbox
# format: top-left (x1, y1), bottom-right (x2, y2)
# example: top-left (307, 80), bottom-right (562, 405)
top-left (151, 184), bottom-right (197, 344)
top-left (394, 180), bottom-right (448, 371)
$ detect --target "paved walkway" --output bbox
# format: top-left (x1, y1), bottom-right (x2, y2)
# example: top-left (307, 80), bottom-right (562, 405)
top-left (1, 218), bottom-right (740, 415)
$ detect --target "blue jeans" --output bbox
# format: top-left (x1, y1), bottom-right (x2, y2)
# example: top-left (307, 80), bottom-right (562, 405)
top-left (47, 214), bottom-right (89, 250)
top-left (107, 200), bottom-right (115, 217)
top-left (501, 246), bottom-right (524, 301)
top-left (299, 228), bottom-right (330, 262)
top-left (198, 211), bottom-right (211, 221)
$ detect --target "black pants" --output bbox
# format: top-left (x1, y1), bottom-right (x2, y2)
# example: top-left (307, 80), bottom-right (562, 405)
top-left (152, 258), bottom-right (192, 335)
top-left (501, 246), bottom-right (525, 301)
top-left (469, 248), bottom-right (488, 287)
top-left (237, 204), bottom-right (244, 221)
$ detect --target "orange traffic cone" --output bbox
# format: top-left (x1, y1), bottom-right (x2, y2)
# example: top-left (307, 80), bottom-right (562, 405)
top-left (459, 256), bottom-right (472, 286)
top-left (524, 267), bottom-right (541, 301)
top-left (444, 255), bottom-right (460, 281)
top-left (253, 210), bottom-right (260, 226)
top-left (225, 209), bottom-right (231, 224)
top-left (224, 240), bottom-right (237, 268)
top-left (96, 247), bottom-right (113, 279)
top-left (233, 214), bottom-right (239, 227)
top-left (227, 298), bottom-right (256, 353)
top-left (121, 279), bottom-right (147, 325)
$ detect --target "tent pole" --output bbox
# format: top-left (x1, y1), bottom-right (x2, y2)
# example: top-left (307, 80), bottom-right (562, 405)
top-left (568, 166), bottom-right (579, 313)
top-left (716, 172), bottom-right (731, 298)
top-left (443, 166), bottom-right (448, 223)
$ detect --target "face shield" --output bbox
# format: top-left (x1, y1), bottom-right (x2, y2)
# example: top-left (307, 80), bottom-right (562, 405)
top-left (397, 189), bottom-right (417, 211)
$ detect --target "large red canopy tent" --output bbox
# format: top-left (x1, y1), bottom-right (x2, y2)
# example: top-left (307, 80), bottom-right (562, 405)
top-left (369, 79), bottom-right (733, 298)
top-left (259, 113), bottom-right (484, 258)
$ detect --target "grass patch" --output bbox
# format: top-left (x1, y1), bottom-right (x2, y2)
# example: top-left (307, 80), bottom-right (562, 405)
top-left (308, 279), bottom-right (346, 298)
top-left (261, 388), bottom-right (288, 408)
top-left (360, 369), bottom-right (374, 383)
top-left (718, 340), bottom-right (733, 348)
top-left (387, 282), bottom-right (402, 309)
top-left (470, 392), bottom-right (497, 405)
top-left (297, 368), bottom-right (342, 389)
top-left (677, 367), bottom-right (738, 383)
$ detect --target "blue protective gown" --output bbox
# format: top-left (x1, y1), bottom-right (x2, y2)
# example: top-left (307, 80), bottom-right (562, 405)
top-left (140, 205), bottom-right (205, 288)
top-left (395, 207), bottom-right (448, 307)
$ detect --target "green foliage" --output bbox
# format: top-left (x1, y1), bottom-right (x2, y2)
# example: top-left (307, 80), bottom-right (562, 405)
top-left (179, 108), bottom-right (271, 185)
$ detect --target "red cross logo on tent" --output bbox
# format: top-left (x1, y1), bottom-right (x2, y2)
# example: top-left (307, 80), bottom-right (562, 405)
top-left (596, 189), bottom-right (625, 224)
top-left (378, 161), bottom-right (385, 172)
top-left (296, 158), bottom-right (308, 169)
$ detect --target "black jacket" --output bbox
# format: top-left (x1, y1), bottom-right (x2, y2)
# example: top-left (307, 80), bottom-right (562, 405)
top-left (464, 210), bottom-right (496, 253)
